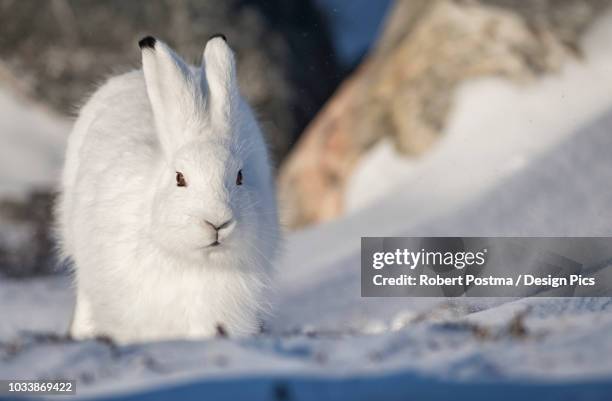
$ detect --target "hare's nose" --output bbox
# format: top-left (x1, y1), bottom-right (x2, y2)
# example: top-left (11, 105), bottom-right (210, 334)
top-left (205, 219), bottom-right (233, 232)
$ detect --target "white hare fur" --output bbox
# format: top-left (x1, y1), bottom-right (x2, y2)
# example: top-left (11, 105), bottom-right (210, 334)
top-left (55, 36), bottom-right (280, 344)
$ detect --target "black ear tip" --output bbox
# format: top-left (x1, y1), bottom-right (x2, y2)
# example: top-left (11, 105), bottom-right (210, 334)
top-left (138, 36), bottom-right (156, 50)
top-left (208, 33), bottom-right (227, 42)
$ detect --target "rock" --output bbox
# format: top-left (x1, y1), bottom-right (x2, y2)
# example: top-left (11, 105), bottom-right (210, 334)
top-left (278, 0), bottom-right (610, 228)
top-left (0, 190), bottom-right (58, 278)
top-left (0, 0), bottom-right (340, 164)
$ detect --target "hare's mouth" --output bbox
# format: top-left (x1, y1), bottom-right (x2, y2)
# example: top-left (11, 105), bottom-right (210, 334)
top-left (198, 240), bottom-right (222, 251)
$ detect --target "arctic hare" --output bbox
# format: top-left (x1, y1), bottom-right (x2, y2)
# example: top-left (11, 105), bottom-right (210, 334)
top-left (55, 35), bottom-right (280, 343)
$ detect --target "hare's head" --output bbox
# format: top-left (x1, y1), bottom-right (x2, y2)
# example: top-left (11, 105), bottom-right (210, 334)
top-left (140, 36), bottom-right (278, 266)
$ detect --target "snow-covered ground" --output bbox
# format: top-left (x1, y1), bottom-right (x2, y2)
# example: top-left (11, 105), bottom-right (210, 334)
top-left (2, 9), bottom-right (612, 401)
top-left (2, 276), bottom-right (612, 400)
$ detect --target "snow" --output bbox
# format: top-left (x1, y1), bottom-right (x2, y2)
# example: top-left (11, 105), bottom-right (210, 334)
top-left (2, 9), bottom-right (612, 401)
top-left (2, 275), bottom-right (612, 400)
top-left (0, 85), bottom-right (68, 197)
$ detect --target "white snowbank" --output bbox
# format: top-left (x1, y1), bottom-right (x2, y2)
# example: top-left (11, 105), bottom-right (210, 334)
top-left (0, 85), bottom-right (69, 197)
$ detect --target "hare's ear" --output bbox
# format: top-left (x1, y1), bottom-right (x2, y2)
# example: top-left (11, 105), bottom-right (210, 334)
top-left (139, 36), bottom-right (204, 157)
top-left (202, 34), bottom-right (239, 133)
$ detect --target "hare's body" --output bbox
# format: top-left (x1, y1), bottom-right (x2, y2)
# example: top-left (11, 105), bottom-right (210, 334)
top-left (56, 37), bottom-right (279, 343)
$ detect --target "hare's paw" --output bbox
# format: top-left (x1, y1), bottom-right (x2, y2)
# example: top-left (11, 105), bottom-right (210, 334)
top-left (69, 293), bottom-right (96, 340)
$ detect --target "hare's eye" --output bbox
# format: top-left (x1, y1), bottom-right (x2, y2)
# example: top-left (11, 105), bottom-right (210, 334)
top-left (236, 169), bottom-right (243, 186)
top-left (176, 171), bottom-right (187, 187)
